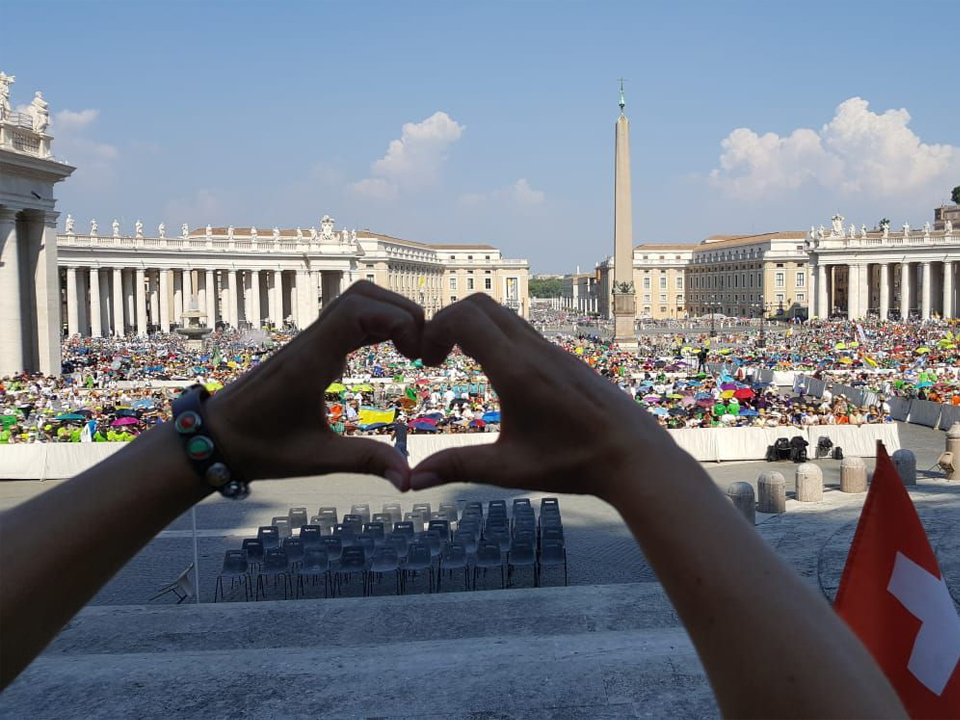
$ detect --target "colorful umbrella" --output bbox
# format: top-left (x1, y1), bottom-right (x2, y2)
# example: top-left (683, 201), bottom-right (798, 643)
top-left (733, 388), bottom-right (755, 399)
top-left (325, 383), bottom-right (346, 393)
top-left (111, 417), bottom-right (140, 426)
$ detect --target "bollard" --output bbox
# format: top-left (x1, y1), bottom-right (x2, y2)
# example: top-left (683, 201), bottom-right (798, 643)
top-left (840, 456), bottom-right (867, 493)
top-left (757, 471), bottom-right (786, 513)
top-left (726, 482), bottom-right (756, 525)
top-left (947, 423), bottom-right (960, 481)
top-left (795, 463), bottom-right (823, 502)
top-left (892, 449), bottom-right (917, 486)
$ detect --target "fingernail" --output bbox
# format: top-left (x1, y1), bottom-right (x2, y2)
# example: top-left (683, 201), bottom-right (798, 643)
top-left (385, 469), bottom-right (406, 491)
top-left (410, 471), bottom-right (441, 490)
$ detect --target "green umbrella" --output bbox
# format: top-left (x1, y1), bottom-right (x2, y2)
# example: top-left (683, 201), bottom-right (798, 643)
top-left (1, 415), bottom-right (19, 428)
top-left (55, 413), bottom-right (86, 422)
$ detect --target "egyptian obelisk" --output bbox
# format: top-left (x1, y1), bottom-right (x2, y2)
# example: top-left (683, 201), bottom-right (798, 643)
top-left (612, 79), bottom-right (638, 349)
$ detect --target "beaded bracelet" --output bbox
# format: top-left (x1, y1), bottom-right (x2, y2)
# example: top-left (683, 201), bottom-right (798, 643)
top-left (171, 384), bottom-right (249, 499)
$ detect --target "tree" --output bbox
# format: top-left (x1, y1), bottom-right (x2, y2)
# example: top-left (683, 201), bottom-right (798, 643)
top-left (878, 218), bottom-right (890, 229)
top-left (952, 185), bottom-right (959, 205)
top-left (528, 278), bottom-right (564, 298)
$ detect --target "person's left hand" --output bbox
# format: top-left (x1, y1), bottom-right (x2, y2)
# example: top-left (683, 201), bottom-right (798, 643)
top-left (203, 282), bottom-right (423, 489)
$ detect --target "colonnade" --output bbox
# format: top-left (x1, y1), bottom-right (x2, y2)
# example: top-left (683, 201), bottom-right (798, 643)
top-left (551, 296), bottom-right (599, 313)
top-left (60, 265), bottom-right (347, 337)
top-left (811, 259), bottom-right (957, 320)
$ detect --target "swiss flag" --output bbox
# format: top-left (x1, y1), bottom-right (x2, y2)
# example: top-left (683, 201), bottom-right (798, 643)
top-left (835, 443), bottom-right (960, 718)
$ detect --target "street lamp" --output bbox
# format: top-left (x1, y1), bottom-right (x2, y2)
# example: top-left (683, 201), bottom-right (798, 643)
top-left (709, 300), bottom-right (718, 337)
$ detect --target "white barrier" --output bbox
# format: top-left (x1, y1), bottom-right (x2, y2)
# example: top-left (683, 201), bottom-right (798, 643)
top-left (888, 397), bottom-right (911, 421)
top-left (907, 400), bottom-right (942, 429)
top-left (939, 403), bottom-right (960, 431)
top-left (0, 423), bottom-right (903, 480)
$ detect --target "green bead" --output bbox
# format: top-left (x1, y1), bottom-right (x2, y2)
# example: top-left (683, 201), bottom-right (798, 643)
top-left (187, 435), bottom-right (214, 460)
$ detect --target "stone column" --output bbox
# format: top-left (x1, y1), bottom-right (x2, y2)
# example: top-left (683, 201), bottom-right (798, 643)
top-left (269, 270), bottom-right (281, 327)
top-left (31, 211), bottom-right (63, 374)
top-left (66, 266), bottom-right (79, 336)
top-left (846, 264), bottom-right (858, 319)
top-left (148, 271), bottom-right (159, 328)
top-left (112, 267), bottom-right (124, 337)
top-left (251, 270), bottom-right (262, 327)
top-left (228, 269), bottom-right (239, 328)
top-left (297, 269), bottom-right (311, 328)
top-left (123, 269), bottom-right (135, 332)
top-left (878, 263), bottom-right (890, 320)
top-left (182, 267), bottom-right (194, 309)
top-left (135, 267), bottom-right (147, 335)
top-left (900, 262), bottom-right (911, 319)
top-left (89, 267), bottom-right (102, 337)
top-left (943, 261), bottom-right (954, 319)
top-left (205, 269), bottom-right (216, 327)
top-left (173, 270), bottom-right (183, 325)
top-left (921, 261), bottom-right (932, 319)
top-left (817, 264), bottom-right (828, 319)
top-left (77, 270), bottom-right (88, 336)
top-left (0, 208), bottom-right (24, 375)
top-left (159, 269), bottom-right (171, 332)
top-left (309, 269), bottom-right (320, 323)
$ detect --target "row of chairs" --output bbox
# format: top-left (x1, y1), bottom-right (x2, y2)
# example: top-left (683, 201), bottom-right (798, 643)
top-left (215, 498), bottom-right (567, 601)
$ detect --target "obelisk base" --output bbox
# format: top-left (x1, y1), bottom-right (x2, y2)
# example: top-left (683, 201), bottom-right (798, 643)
top-left (613, 293), bottom-right (638, 350)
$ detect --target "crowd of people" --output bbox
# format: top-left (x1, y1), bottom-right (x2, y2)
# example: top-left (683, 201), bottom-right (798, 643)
top-left (1, 312), bottom-right (958, 443)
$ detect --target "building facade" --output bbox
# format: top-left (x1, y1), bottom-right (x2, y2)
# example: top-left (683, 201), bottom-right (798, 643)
top-left (0, 72), bottom-right (75, 377)
top-left (806, 214), bottom-right (959, 320)
top-left (56, 219), bottom-right (529, 339)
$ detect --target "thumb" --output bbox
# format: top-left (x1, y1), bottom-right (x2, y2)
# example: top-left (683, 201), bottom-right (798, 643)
top-left (410, 442), bottom-right (506, 491)
top-left (321, 436), bottom-right (411, 491)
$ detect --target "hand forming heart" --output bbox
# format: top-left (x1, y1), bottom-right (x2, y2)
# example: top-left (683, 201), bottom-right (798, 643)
top-left (205, 282), bottom-right (672, 500)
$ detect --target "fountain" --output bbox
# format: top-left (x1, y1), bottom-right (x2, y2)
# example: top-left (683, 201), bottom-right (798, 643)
top-left (176, 299), bottom-right (213, 350)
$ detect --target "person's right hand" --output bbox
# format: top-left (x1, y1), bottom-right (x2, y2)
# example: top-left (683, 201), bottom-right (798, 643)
top-left (409, 294), bottom-right (676, 501)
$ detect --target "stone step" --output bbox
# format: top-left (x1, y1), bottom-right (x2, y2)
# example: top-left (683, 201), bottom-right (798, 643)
top-left (2, 583), bottom-right (718, 719)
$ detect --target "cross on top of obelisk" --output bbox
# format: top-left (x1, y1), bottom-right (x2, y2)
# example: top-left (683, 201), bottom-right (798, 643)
top-left (618, 77), bottom-right (627, 113)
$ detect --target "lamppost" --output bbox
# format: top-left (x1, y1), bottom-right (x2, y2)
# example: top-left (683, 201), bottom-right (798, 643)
top-left (709, 300), bottom-right (718, 337)
top-left (752, 301), bottom-right (770, 347)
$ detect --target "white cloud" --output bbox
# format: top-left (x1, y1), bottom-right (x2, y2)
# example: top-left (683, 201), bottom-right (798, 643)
top-left (508, 178), bottom-right (545, 206)
top-left (710, 97), bottom-right (958, 199)
top-left (163, 188), bottom-right (226, 226)
top-left (458, 178), bottom-right (546, 209)
top-left (54, 108), bottom-right (100, 132)
top-left (354, 111), bottom-right (464, 198)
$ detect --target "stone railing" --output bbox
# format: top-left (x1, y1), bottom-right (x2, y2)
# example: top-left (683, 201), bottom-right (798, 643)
top-left (0, 113), bottom-right (51, 158)
top-left (813, 231), bottom-right (958, 250)
top-left (58, 233), bottom-right (360, 255)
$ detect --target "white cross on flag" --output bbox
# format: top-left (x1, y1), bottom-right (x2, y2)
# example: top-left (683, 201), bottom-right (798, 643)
top-left (835, 444), bottom-right (960, 718)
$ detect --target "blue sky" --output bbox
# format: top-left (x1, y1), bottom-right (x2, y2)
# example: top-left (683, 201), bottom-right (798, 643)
top-left (3, 0), bottom-right (957, 272)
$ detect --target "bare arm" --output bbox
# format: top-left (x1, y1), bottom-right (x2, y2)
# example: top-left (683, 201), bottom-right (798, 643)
top-left (411, 294), bottom-right (905, 719)
top-left (0, 283), bottom-right (422, 688)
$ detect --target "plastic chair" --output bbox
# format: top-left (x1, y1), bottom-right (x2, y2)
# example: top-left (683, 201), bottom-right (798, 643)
top-left (363, 521), bottom-right (386, 546)
top-left (538, 539), bottom-right (568, 586)
top-left (540, 497), bottom-right (560, 512)
top-left (288, 507), bottom-right (309, 530)
top-left (488, 500), bottom-right (507, 517)
top-left (150, 563), bottom-right (196, 604)
top-left (427, 519), bottom-right (451, 544)
top-left (464, 501), bottom-right (483, 519)
top-left (299, 525), bottom-right (324, 551)
top-left (540, 526), bottom-right (564, 550)
top-left (454, 529), bottom-right (478, 556)
top-left (317, 506), bottom-right (338, 524)
top-left (282, 536), bottom-right (304, 569)
top-left (271, 516), bottom-right (292, 539)
top-left (337, 546), bottom-right (368, 596)
top-left (381, 502), bottom-right (402, 524)
top-left (402, 542), bottom-right (434, 594)
top-left (215, 550), bottom-right (251, 602)
top-left (241, 538), bottom-right (265, 572)
top-left (393, 521), bottom-right (415, 539)
top-left (411, 502), bottom-right (432, 522)
top-left (350, 504), bottom-right (371, 525)
top-left (438, 501), bottom-right (459, 525)
top-left (354, 533), bottom-right (376, 562)
top-left (507, 538), bottom-right (537, 588)
top-left (342, 514), bottom-right (364, 534)
top-left (486, 526), bottom-right (511, 553)
top-left (319, 535), bottom-right (343, 563)
top-left (439, 541), bottom-right (469, 592)
top-left (257, 526), bottom-right (280, 551)
top-left (371, 512), bottom-right (393, 530)
top-left (297, 548), bottom-right (330, 599)
top-left (332, 523), bottom-right (356, 547)
top-left (256, 548), bottom-right (291, 600)
top-left (473, 540), bottom-right (504, 590)
top-left (368, 546), bottom-right (401, 596)
top-left (404, 511), bottom-right (426, 533)
top-left (512, 498), bottom-right (532, 513)
top-left (310, 516), bottom-right (336, 536)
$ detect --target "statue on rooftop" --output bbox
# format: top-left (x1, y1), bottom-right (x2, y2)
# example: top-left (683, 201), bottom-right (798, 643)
top-left (250, 226), bottom-right (258, 240)
top-left (227, 225), bottom-right (234, 240)
top-left (30, 91), bottom-right (49, 133)
top-left (831, 213), bottom-right (844, 238)
top-left (65, 214), bottom-right (74, 234)
top-left (205, 224), bottom-right (212, 238)
top-left (309, 226), bottom-right (317, 241)
top-left (90, 219), bottom-right (98, 236)
top-left (902, 222), bottom-right (910, 237)
top-left (946, 219), bottom-right (953, 234)
top-left (273, 226), bottom-right (280, 240)
top-left (158, 222), bottom-right (165, 238)
top-left (112, 219), bottom-right (120, 237)
top-left (320, 215), bottom-right (335, 241)
top-left (923, 221), bottom-right (931, 236)
top-left (135, 219), bottom-right (143, 237)
top-left (881, 220), bottom-right (890, 239)
top-left (181, 223), bottom-right (189, 238)
top-left (848, 223), bottom-right (856, 238)
top-left (817, 224), bottom-right (826, 240)
top-left (0, 72), bottom-right (13, 120)
top-left (296, 226), bottom-right (303, 241)
top-left (860, 224), bottom-right (867, 238)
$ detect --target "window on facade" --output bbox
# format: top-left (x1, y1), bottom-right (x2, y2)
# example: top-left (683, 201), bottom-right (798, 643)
top-left (676, 294), bottom-right (683, 305)
top-left (660, 306), bottom-right (667, 313)
top-left (467, 255), bottom-right (473, 260)
top-left (450, 296), bottom-right (458, 303)
top-left (676, 276), bottom-right (683, 289)
top-left (659, 277), bottom-right (667, 289)
top-left (643, 277), bottom-right (651, 289)
top-left (484, 278), bottom-right (492, 290)
top-left (659, 293), bottom-right (667, 302)
top-left (796, 271), bottom-right (805, 287)
top-left (450, 277), bottom-right (457, 289)
top-left (775, 272), bottom-right (785, 288)
top-left (776, 293), bottom-right (784, 303)
top-left (797, 293), bottom-right (806, 302)
top-left (366, 274), bottom-right (375, 282)
top-left (467, 278), bottom-right (475, 290)
top-left (485, 255), bottom-right (490, 260)
top-left (644, 294), bottom-right (651, 302)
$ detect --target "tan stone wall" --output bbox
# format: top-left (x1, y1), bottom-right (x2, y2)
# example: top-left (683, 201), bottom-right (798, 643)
top-left (634, 265), bottom-right (687, 319)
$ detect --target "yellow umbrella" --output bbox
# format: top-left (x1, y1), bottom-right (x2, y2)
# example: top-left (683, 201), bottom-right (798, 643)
top-left (839, 357), bottom-right (853, 364)
top-left (350, 384), bottom-right (374, 392)
top-left (721, 389), bottom-right (735, 399)
top-left (915, 347), bottom-right (930, 354)
top-left (574, 347), bottom-right (584, 355)
top-left (848, 341), bottom-right (860, 348)
top-left (326, 382), bottom-right (346, 393)
top-left (834, 342), bottom-right (847, 350)
top-left (718, 348), bottom-right (732, 355)
top-left (204, 380), bottom-right (224, 392)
